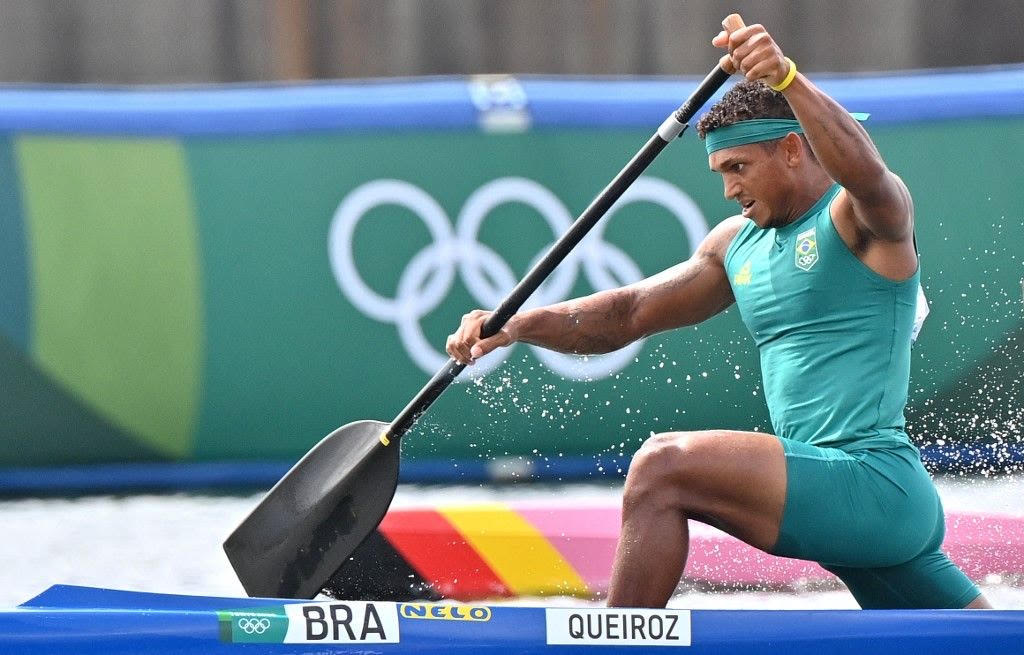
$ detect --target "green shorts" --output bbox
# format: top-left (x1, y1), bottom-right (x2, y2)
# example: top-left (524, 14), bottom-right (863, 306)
top-left (771, 437), bottom-right (980, 609)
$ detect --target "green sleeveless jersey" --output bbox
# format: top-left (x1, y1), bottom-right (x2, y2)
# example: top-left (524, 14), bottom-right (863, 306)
top-left (723, 184), bottom-right (918, 451)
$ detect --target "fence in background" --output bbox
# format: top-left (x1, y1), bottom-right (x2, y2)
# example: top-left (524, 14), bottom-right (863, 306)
top-left (0, 0), bottom-right (1022, 83)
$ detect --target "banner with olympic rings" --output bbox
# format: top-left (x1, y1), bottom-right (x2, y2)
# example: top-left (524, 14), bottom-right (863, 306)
top-left (0, 71), bottom-right (1020, 474)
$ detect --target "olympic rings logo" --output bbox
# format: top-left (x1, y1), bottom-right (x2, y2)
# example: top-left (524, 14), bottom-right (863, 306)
top-left (237, 617), bottom-right (272, 634)
top-left (328, 176), bottom-right (708, 379)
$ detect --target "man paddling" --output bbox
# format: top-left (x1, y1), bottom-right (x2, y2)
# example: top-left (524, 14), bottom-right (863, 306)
top-left (446, 16), bottom-right (989, 609)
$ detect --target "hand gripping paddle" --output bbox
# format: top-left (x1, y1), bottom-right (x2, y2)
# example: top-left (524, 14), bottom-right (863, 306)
top-left (224, 16), bottom-right (743, 599)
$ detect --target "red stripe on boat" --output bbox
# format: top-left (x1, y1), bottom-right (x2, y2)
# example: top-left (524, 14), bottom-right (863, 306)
top-left (379, 509), bottom-right (512, 598)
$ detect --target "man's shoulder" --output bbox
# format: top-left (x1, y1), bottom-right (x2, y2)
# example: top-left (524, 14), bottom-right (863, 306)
top-left (702, 215), bottom-right (750, 263)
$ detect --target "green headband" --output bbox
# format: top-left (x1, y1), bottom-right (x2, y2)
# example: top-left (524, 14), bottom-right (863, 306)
top-left (704, 113), bottom-right (870, 155)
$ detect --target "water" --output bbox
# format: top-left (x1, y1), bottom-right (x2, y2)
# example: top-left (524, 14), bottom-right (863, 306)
top-left (3, 476), bottom-right (1023, 609)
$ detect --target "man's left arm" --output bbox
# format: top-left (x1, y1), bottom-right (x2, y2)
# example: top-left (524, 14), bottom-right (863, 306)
top-left (716, 18), bottom-right (913, 242)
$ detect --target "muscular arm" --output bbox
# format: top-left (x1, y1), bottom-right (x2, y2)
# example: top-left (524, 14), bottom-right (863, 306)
top-left (446, 218), bottom-right (742, 364)
top-left (780, 75), bottom-right (914, 242)
top-left (720, 18), bottom-right (914, 243)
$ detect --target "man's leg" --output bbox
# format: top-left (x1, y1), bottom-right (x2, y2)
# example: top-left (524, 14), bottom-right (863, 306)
top-left (607, 430), bottom-right (786, 607)
top-left (967, 595), bottom-right (993, 608)
top-left (824, 554), bottom-right (992, 609)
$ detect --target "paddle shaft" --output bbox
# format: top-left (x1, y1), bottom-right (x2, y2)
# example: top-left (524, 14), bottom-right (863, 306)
top-left (384, 65), bottom-right (731, 443)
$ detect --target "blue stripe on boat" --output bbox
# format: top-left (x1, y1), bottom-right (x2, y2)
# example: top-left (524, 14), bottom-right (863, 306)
top-left (5, 585), bottom-right (1024, 655)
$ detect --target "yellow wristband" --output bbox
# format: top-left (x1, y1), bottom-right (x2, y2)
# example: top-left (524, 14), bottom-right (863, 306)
top-left (770, 57), bottom-right (797, 92)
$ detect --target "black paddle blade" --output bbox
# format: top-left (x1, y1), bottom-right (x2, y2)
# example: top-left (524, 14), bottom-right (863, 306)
top-left (223, 419), bottom-right (398, 599)
top-left (321, 530), bottom-right (443, 602)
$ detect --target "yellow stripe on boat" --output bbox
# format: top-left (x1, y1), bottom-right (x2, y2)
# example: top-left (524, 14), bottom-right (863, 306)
top-left (438, 503), bottom-right (589, 597)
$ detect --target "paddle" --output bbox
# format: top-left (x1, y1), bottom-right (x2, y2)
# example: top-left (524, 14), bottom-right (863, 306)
top-left (224, 20), bottom-right (740, 600)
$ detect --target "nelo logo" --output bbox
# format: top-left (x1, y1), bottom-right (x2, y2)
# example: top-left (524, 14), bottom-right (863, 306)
top-left (400, 603), bottom-right (492, 621)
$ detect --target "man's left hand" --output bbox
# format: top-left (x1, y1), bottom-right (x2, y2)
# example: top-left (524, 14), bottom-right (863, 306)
top-left (712, 20), bottom-right (790, 89)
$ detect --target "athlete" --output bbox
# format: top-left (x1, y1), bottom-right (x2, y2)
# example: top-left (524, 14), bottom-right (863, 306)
top-left (445, 16), bottom-right (989, 609)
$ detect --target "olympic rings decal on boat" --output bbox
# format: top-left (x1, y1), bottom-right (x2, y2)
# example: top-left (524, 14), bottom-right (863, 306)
top-left (237, 617), bottom-right (272, 634)
top-left (328, 176), bottom-right (708, 379)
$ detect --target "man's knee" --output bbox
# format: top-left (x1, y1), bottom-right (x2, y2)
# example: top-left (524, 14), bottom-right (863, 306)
top-left (623, 431), bottom-right (717, 510)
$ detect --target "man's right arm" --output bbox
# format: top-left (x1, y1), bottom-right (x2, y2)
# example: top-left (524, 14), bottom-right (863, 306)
top-left (446, 217), bottom-right (743, 365)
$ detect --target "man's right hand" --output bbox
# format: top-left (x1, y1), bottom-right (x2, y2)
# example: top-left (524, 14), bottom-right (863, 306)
top-left (445, 309), bottom-right (516, 365)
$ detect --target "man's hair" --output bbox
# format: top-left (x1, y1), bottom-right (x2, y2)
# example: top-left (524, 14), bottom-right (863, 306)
top-left (696, 80), bottom-right (795, 139)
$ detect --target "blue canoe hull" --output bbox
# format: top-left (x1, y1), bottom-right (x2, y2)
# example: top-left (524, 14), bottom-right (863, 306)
top-left (5, 585), bottom-right (1024, 654)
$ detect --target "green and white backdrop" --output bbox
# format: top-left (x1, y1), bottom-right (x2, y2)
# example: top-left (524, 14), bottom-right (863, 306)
top-left (0, 73), bottom-right (1021, 476)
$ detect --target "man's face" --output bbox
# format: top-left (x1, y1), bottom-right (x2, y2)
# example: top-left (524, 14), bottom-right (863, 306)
top-left (709, 141), bottom-right (791, 229)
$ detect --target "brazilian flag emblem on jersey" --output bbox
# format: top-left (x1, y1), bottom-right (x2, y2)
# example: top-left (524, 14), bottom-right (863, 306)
top-left (795, 227), bottom-right (818, 271)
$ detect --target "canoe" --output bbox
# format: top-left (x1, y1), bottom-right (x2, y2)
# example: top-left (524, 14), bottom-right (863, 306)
top-left (325, 504), bottom-right (1024, 600)
top-left (5, 584), bottom-right (1023, 654)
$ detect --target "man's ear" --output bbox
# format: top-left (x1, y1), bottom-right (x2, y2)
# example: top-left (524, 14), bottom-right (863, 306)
top-left (782, 132), bottom-right (804, 166)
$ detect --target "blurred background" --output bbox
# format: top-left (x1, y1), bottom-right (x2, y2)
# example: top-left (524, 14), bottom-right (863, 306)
top-left (1, 0), bottom-right (1023, 613)
top-left (0, 0), bottom-right (1022, 83)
